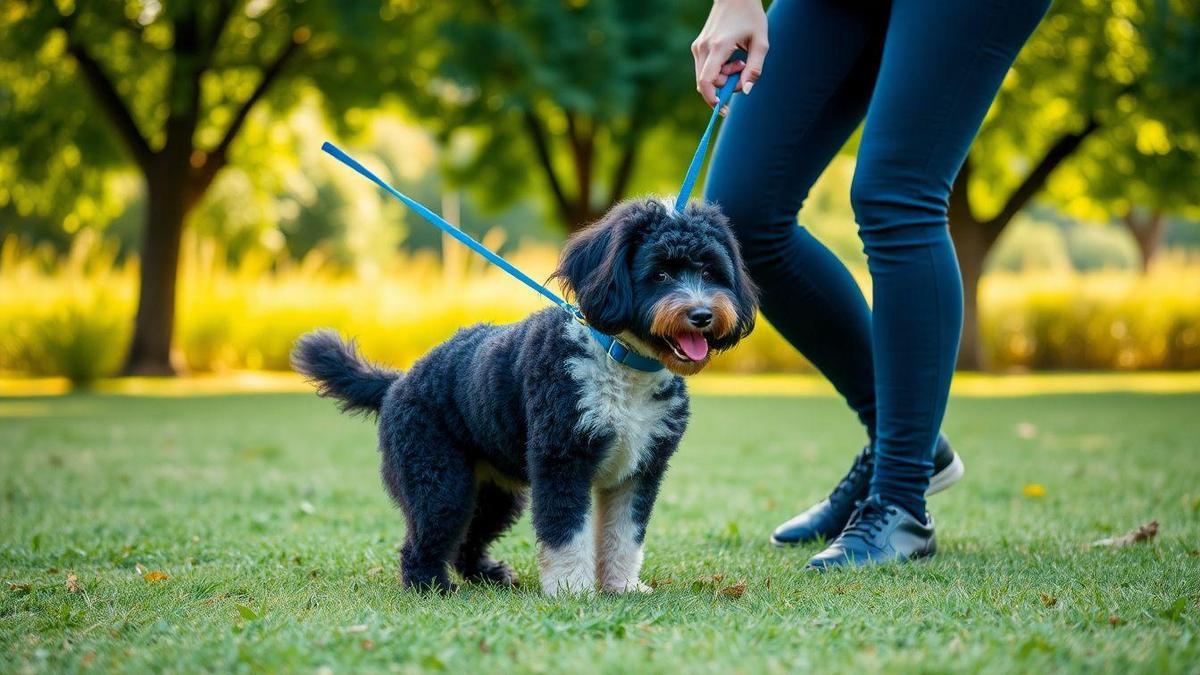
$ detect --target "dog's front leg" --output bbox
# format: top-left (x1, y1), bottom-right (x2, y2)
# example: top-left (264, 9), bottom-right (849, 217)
top-left (529, 455), bottom-right (599, 597)
top-left (595, 478), bottom-right (652, 593)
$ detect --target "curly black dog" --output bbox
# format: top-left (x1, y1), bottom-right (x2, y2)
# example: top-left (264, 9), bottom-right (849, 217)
top-left (291, 198), bottom-right (757, 595)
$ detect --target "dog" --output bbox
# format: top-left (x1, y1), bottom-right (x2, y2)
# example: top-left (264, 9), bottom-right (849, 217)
top-left (291, 197), bottom-right (757, 595)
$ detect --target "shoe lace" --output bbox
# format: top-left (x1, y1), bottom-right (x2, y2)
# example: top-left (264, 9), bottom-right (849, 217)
top-left (841, 498), bottom-right (897, 539)
top-left (828, 446), bottom-right (873, 505)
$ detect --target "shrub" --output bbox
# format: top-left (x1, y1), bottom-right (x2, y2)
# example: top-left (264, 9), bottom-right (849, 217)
top-left (1, 234), bottom-right (1198, 383)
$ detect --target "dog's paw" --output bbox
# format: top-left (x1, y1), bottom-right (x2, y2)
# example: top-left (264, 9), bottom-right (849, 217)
top-left (603, 578), bottom-right (652, 594)
top-left (464, 558), bottom-right (518, 587)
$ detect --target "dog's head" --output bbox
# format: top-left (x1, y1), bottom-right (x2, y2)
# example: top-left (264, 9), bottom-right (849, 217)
top-left (554, 198), bottom-right (758, 376)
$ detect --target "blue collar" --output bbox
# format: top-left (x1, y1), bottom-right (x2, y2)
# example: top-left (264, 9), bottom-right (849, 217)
top-left (585, 325), bottom-right (666, 373)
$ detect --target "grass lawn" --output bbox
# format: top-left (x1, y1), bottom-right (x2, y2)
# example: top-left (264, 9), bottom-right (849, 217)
top-left (2, 377), bottom-right (1199, 672)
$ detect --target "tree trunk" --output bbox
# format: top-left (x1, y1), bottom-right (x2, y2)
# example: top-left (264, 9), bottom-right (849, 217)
top-left (1123, 208), bottom-right (1166, 272)
top-left (122, 169), bottom-right (189, 375)
top-left (950, 217), bottom-right (994, 371)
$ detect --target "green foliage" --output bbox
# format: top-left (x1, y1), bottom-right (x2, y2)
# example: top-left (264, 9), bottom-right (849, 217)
top-left (394, 0), bottom-right (712, 226)
top-left (1, 389), bottom-right (1199, 671)
top-left (972, 0), bottom-right (1200, 222)
top-left (0, 0), bottom-right (418, 242)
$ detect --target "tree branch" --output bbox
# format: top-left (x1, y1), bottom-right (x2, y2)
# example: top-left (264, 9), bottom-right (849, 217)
top-left (522, 109), bottom-right (573, 224)
top-left (564, 110), bottom-right (594, 214)
top-left (60, 18), bottom-right (154, 170)
top-left (204, 0), bottom-right (239, 58)
top-left (198, 36), bottom-right (302, 182)
top-left (985, 116), bottom-right (1101, 230)
top-left (609, 102), bottom-right (649, 205)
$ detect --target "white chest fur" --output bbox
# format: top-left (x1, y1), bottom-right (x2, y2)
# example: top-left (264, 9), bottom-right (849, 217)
top-left (563, 323), bottom-right (681, 489)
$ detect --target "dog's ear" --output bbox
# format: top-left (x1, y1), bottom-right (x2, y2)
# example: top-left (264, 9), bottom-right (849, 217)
top-left (554, 201), bottom-right (653, 334)
top-left (718, 218), bottom-right (759, 340)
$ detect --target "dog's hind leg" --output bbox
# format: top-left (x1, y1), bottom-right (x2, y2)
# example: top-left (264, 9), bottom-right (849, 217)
top-left (454, 482), bottom-right (526, 586)
top-left (382, 422), bottom-right (475, 593)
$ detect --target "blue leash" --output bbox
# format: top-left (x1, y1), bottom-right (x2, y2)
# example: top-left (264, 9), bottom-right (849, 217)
top-left (322, 142), bottom-right (664, 372)
top-left (675, 58), bottom-right (743, 212)
top-left (321, 59), bottom-right (742, 373)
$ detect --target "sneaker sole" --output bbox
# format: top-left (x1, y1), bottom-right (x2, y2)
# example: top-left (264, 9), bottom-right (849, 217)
top-left (927, 451), bottom-right (964, 496)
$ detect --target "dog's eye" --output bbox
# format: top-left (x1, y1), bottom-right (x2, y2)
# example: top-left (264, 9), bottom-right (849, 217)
top-left (701, 269), bottom-right (713, 281)
top-left (653, 271), bottom-right (671, 283)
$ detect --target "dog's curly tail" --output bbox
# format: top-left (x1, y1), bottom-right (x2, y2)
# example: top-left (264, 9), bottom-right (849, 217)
top-left (290, 329), bottom-right (400, 416)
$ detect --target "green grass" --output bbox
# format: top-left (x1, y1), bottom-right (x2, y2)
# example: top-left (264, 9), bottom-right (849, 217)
top-left (2, 385), bottom-right (1199, 673)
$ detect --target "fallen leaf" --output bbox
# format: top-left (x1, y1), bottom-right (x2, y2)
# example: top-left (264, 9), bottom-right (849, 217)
top-left (1039, 593), bottom-right (1058, 608)
top-left (81, 651), bottom-right (96, 668)
top-left (66, 572), bottom-right (81, 593)
top-left (360, 640), bottom-right (374, 651)
top-left (366, 566), bottom-right (385, 577)
top-left (719, 581), bottom-right (747, 598)
top-left (134, 563), bottom-right (147, 576)
top-left (143, 570), bottom-right (169, 582)
top-left (478, 638), bottom-right (491, 653)
top-left (1016, 422), bottom-right (1037, 439)
top-left (8, 582), bottom-right (32, 592)
top-left (1022, 483), bottom-right (1047, 498)
top-left (1088, 521), bottom-right (1158, 548)
top-left (1108, 615), bottom-right (1125, 626)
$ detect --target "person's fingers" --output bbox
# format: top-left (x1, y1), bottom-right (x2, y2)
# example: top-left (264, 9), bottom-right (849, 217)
top-left (740, 38), bottom-right (769, 95)
top-left (691, 39), bottom-right (707, 84)
top-left (697, 43), bottom-right (733, 106)
top-left (720, 60), bottom-right (746, 76)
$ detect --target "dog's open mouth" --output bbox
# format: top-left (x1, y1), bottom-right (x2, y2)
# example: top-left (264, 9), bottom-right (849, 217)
top-left (663, 331), bottom-right (710, 362)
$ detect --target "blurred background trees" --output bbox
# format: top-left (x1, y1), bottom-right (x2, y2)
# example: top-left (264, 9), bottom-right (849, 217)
top-left (1, 0), bottom-right (1199, 381)
top-left (948, 0), bottom-right (1200, 367)
top-left (0, 0), bottom-right (415, 374)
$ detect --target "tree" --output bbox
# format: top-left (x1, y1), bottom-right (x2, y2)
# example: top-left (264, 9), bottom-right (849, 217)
top-left (0, 1), bottom-right (412, 374)
top-left (396, 0), bottom-right (711, 232)
top-left (948, 0), bottom-right (1200, 368)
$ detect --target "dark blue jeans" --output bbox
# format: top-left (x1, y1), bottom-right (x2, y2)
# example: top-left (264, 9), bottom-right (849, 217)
top-left (705, 0), bottom-right (1048, 520)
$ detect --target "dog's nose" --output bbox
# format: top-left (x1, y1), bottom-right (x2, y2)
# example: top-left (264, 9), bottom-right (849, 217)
top-left (687, 307), bottom-right (713, 329)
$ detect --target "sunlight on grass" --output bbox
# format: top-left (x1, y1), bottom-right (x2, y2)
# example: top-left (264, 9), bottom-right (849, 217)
top-left (3, 371), bottom-right (1200, 398)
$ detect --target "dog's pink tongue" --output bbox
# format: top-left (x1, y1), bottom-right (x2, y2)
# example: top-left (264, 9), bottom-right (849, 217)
top-left (674, 332), bottom-right (709, 361)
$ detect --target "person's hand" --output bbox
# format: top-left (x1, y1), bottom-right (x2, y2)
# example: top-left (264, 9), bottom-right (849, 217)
top-left (691, 0), bottom-right (768, 113)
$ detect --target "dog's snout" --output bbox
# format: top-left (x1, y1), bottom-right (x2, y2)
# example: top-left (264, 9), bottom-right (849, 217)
top-left (687, 307), bottom-right (713, 329)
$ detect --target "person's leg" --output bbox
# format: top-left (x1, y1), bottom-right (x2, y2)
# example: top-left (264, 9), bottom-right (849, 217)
top-left (705, 0), bottom-right (887, 438)
top-left (851, 0), bottom-right (1051, 521)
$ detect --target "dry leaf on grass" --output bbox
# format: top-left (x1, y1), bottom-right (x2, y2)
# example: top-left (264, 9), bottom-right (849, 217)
top-left (66, 572), bottom-right (81, 593)
top-left (719, 581), bottom-right (747, 598)
top-left (8, 582), bottom-right (33, 592)
top-left (1039, 593), bottom-right (1058, 608)
top-left (143, 570), bottom-right (169, 582)
top-left (1088, 521), bottom-right (1159, 548)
